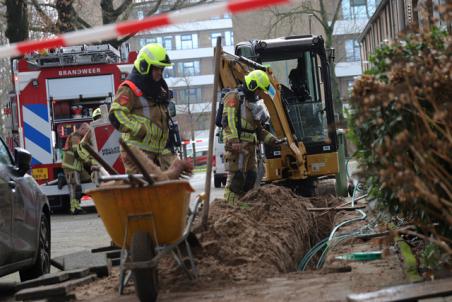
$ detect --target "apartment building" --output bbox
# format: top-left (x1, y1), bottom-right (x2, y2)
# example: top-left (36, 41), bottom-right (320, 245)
top-left (333, 0), bottom-right (379, 98)
top-left (359, 0), bottom-right (449, 71)
top-left (233, 0), bottom-right (379, 101)
top-left (127, 2), bottom-right (234, 139)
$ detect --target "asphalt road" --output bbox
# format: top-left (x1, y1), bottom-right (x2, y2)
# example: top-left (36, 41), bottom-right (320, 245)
top-left (0, 172), bottom-right (224, 286)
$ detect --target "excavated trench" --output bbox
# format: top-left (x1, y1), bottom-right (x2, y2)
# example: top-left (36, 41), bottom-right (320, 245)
top-left (158, 183), bottom-right (342, 291)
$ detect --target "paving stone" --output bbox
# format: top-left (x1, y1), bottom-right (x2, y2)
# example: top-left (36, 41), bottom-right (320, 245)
top-left (51, 251), bottom-right (110, 277)
top-left (16, 272), bottom-right (69, 291)
top-left (15, 275), bottom-right (96, 301)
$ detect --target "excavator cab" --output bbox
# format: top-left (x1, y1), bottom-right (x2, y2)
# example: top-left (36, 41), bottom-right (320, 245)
top-left (235, 35), bottom-right (337, 155)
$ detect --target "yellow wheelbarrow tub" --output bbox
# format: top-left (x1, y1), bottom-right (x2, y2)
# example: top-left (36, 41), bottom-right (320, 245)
top-left (86, 180), bottom-right (194, 248)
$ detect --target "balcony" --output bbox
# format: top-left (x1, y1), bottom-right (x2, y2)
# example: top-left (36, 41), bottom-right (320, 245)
top-left (168, 46), bottom-right (234, 61)
top-left (139, 19), bottom-right (233, 35)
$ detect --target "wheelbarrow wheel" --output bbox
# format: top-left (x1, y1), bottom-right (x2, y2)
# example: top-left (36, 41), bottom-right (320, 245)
top-left (131, 231), bottom-right (158, 302)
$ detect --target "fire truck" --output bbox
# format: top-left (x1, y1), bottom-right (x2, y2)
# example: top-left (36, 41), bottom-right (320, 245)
top-left (3, 44), bottom-right (134, 210)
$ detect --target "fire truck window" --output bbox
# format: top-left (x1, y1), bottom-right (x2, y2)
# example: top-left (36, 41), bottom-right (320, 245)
top-left (0, 139), bottom-right (13, 165)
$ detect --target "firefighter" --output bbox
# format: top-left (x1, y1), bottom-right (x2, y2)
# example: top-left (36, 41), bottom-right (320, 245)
top-left (62, 123), bottom-right (90, 214)
top-left (222, 69), bottom-right (284, 204)
top-left (77, 108), bottom-right (101, 169)
top-left (109, 43), bottom-right (176, 172)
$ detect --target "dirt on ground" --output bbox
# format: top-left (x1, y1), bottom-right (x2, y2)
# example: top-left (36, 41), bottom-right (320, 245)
top-left (159, 185), bottom-right (341, 290)
top-left (75, 183), bottom-right (409, 302)
top-left (76, 184), bottom-right (343, 300)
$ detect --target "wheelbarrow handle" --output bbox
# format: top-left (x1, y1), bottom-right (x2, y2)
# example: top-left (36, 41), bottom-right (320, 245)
top-left (183, 194), bottom-right (204, 238)
top-left (81, 142), bottom-right (119, 175)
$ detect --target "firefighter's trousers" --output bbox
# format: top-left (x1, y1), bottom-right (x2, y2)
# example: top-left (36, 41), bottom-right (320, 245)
top-left (121, 149), bottom-right (176, 174)
top-left (64, 168), bottom-right (90, 213)
top-left (64, 169), bottom-right (80, 213)
top-left (224, 143), bottom-right (257, 204)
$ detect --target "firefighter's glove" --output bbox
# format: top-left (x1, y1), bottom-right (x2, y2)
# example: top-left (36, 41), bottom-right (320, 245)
top-left (165, 159), bottom-right (194, 179)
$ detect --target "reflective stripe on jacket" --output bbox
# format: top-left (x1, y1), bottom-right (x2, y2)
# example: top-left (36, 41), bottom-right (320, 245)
top-left (110, 80), bottom-right (169, 154)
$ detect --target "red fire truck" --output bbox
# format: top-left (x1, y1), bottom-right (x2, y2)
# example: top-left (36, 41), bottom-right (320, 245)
top-left (3, 44), bottom-right (134, 210)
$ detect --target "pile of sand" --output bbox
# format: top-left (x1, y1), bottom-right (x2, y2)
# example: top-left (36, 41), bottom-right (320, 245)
top-left (160, 185), bottom-right (341, 290)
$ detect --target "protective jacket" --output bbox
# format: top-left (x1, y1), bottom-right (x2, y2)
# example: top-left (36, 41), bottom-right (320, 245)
top-left (222, 89), bottom-right (275, 145)
top-left (62, 132), bottom-right (83, 171)
top-left (109, 78), bottom-right (170, 154)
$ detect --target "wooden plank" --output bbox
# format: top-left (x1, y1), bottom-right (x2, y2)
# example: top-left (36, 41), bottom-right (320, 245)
top-left (347, 278), bottom-right (452, 302)
top-left (66, 268), bottom-right (90, 279)
top-left (91, 245), bottom-right (120, 253)
top-left (16, 272), bottom-right (69, 291)
top-left (15, 274), bottom-right (96, 301)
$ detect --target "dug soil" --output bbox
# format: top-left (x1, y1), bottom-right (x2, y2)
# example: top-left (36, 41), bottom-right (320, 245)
top-left (76, 183), bottom-right (407, 301)
top-left (159, 184), bottom-right (340, 290)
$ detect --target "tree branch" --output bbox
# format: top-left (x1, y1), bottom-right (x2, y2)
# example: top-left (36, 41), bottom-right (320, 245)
top-left (329, 0), bottom-right (343, 30)
top-left (113, 0), bottom-right (133, 17)
top-left (29, 0), bottom-right (58, 33)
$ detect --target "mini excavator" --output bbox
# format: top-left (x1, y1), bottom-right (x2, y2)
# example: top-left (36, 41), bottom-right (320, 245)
top-left (217, 35), bottom-right (342, 196)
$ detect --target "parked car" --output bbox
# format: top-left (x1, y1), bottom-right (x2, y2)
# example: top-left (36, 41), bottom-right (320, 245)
top-left (0, 136), bottom-right (51, 281)
top-left (186, 148), bottom-right (209, 167)
top-left (213, 128), bottom-right (227, 188)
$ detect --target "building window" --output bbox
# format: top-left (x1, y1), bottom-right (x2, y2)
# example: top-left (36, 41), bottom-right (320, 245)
top-left (175, 34), bottom-right (198, 50)
top-left (181, 34), bottom-right (194, 49)
top-left (225, 31), bottom-right (234, 46)
top-left (347, 80), bottom-right (354, 94)
top-left (211, 33), bottom-right (222, 47)
top-left (140, 36), bottom-right (163, 48)
top-left (342, 0), bottom-right (374, 20)
top-left (181, 88), bottom-right (202, 104)
top-left (163, 66), bottom-right (174, 78)
top-left (137, 10), bottom-right (144, 20)
top-left (345, 40), bottom-right (361, 62)
top-left (163, 36), bottom-right (172, 50)
top-left (178, 61), bottom-right (200, 76)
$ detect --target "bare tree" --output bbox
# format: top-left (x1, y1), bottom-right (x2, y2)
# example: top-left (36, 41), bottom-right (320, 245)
top-left (2, 0), bottom-right (212, 47)
top-left (268, 0), bottom-right (343, 105)
top-left (5, 0), bottom-right (29, 43)
top-left (175, 73), bottom-right (211, 166)
top-left (268, 0), bottom-right (373, 114)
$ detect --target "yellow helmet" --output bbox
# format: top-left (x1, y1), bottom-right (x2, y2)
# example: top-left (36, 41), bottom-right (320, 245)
top-left (134, 43), bottom-right (172, 75)
top-left (245, 70), bottom-right (271, 92)
top-left (92, 108), bottom-right (101, 120)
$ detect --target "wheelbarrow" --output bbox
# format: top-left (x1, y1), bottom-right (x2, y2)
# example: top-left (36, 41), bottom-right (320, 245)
top-left (86, 177), bottom-right (204, 302)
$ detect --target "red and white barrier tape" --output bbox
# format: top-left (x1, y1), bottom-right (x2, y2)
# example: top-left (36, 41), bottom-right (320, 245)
top-left (0, 0), bottom-right (293, 59)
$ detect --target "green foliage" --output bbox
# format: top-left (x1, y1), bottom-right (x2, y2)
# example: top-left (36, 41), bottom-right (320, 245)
top-left (420, 243), bottom-right (443, 270)
top-left (348, 26), bottom-right (452, 247)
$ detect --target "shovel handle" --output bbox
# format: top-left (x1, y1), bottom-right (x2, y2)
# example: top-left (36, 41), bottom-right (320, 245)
top-left (81, 142), bottom-right (118, 175)
top-left (119, 139), bottom-right (155, 185)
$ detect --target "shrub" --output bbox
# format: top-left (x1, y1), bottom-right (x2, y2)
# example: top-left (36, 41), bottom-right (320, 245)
top-left (349, 24), bottom-right (451, 249)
